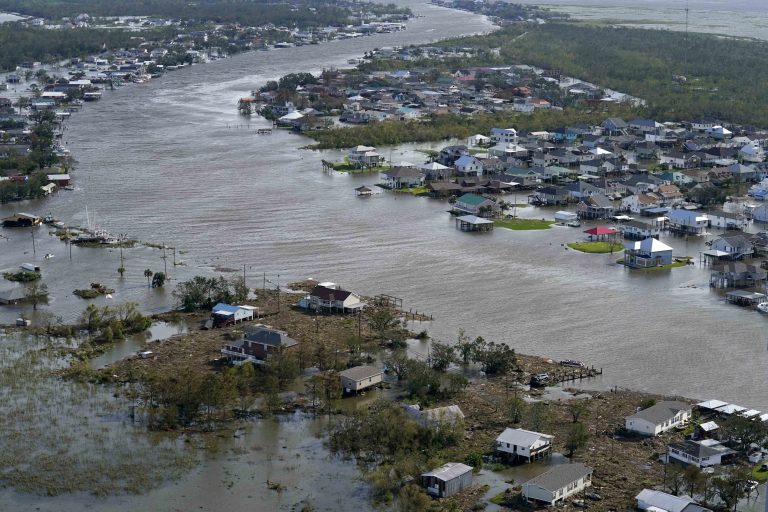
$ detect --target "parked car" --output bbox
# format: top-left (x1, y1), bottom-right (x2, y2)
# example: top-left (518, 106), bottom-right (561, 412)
top-left (530, 373), bottom-right (550, 387)
top-left (745, 480), bottom-right (759, 493)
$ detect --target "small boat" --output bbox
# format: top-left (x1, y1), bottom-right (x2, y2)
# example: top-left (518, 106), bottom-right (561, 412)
top-left (64, 185), bottom-right (75, 191)
top-left (560, 359), bottom-right (586, 368)
top-left (44, 253), bottom-right (54, 260)
top-left (137, 351), bottom-right (154, 359)
top-left (757, 302), bottom-right (768, 314)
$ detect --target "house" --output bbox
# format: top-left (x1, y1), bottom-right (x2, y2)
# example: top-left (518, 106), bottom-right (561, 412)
top-left (621, 193), bottom-right (660, 214)
top-left (625, 400), bottom-right (692, 436)
top-left (661, 151), bottom-right (702, 169)
top-left (436, 145), bottom-right (468, 166)
top-left (421, 463), bottom-right (473, 498)
top-left (490, 127), bottom-right (518, 145)
top-left (656, 184), bottom-right (684, 205)
top-left (739, 141), bottom-right (765, 163)
top-left (577, 194), bottom-right (615, 219)
top-left (454, 155), bottom-right (483, 176)
top-left (220, 324), bottom-right (298, 365)
top-left (636, 489), bottom-right (712, 512)
top-left (622, 219), bottom-right (662, 240)
top-left (211, 303), bottom-right (255, 327)
top-left (521, 463), bottom-right (593, 506)
top-left (468, 133), bottom-right (491, 146)
top-left (709, 231), bottom-right (755, 259)
top-left (495, 428), bottom-right (553, 463)
top-left (709, 262), bottom-right (767, 288)
top-left (706, 125), bottom-right (732, 140)
top-left (381, 167), bottom-right (424, 189)
top-left (530, 185), bottom-right (569, 206)
top-left (453, 193), bottom-right (497, 217)
top-left (667, 209), bottom-right (709, 235)
top-left (707, 210), bottom-right (748, 230)
top-left (623, 237), bottom-right (674, 268)
top-left (339, 365), bottom-right (384, 393)
top-left (602, 117), bottom-right (627, 136)
top-left (348, 145), bottom-right (383, 167)
top-left (305, 284), bottom-right (364, 313)
top-left (629, 118), bottom-right (662, 133)
top-left (667, 439), bottom-right (735, 468)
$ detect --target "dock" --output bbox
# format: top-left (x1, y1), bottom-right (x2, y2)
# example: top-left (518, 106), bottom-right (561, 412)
top-left (725, 290), bottom-right (765, 307)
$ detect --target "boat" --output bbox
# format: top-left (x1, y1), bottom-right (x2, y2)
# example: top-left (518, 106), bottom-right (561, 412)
top-left (757, 302), bottom-right (768, 314)
top-left (560, 359), bottom-right (586, 368)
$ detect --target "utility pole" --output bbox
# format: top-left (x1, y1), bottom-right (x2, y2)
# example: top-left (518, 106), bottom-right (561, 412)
top-left (243, 264), bottom-right (247, 290)
top-left (31, 230), bottom-right (36, 256)
top-left (162, 243), bottom-right (167, 275)
top-left (276, 273), bottom-right (280, 313)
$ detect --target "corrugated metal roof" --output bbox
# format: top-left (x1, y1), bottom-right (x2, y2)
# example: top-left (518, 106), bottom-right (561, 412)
top-left (524, 463), bottom-right (591, 492)
top-left (628, 401), bottom-right (690, 425)
top-left (421, 462), bottom-right (472, 482)
top-left (496, 427), bottom-right (553, 448)
top-left (338, 365), bottom-right (383, 381)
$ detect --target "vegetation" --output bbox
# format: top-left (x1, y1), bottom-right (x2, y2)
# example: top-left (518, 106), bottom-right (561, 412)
top-left (568, 240), bottom-right (623, 253)
top-left (172, 275), bottom-right (249, 311)
top-left (494, 218), bottom-right (554, 231)
top-left (3, 270), bottom-right (41, 282)
top-left (306, 108), bottom-right (637, 149)
top-left (78, 302), bottom-right (152, 343)
top-left (24, 281), bottom-right (48, 310)
top-left (438, 22), bottom-right (768, 126)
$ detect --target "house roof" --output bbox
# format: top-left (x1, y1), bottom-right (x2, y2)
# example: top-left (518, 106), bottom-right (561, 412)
top-left (421, 462), bottom-right (472, 482)
top-left (524, 463), bottom-right (592, 492)
top-left (696, 399), bottom-right (728, 410)
top-left (212, 303), bottom-right (244, 315)
top-left (636, 489), bottom-right (697, 512)
top-left (383, 167), bottom-right (423, 179)
top-left (584, 226), bottom-right (617, 236)
top-left (339, 365), bottom-right (383, 381)
top-left (628, 400), bottom-right (690, 425)
top-left (456, 193), bottom-right (491, 206)
top-left (496, 427), bottom-right (553, 447)
top-left (456, 215), bottom-right (493, 225)
top-left (698, 421), bottom-right (719, 432)
top-left (668, 439), bottom-right (735, 459)
top-left (310, 285), bottom-right (353, 301)
top-left (243, 324), bottom-right (298, 348)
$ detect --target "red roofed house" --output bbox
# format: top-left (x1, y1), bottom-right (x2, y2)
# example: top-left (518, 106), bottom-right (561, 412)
top-left (307, 284), bottom-right (364, 313)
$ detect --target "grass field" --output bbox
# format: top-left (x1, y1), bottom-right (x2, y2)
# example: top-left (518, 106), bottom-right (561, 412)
top-left (494, 218), bottom-right (554, 230)
top-left (567, 241), bottom-right (623, 253)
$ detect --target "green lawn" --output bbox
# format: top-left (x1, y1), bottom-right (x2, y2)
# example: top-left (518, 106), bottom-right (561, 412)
top-left (567, 241), bottom-right (623, 253)
top-left (616, 258), bottom-right (691, 271)
top-left (752, 465), bottom-right (768, 482)
top-left (494, 218), bottom-right (554, 230)
top-left (393, 186), bottom-right (428, 196)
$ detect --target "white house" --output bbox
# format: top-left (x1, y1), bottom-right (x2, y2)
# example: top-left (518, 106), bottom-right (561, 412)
top-left (348, 145), bottom-right (383, 167)
top-left (522, 463), bottom-right (592, 506)
top-left (490, 127), bottom-right (518, 145)
top-left (636, 489), bottom-right (711, 512)
top-left (667, 439), bottom-right (735, 468)
top-left (623, 238), bottom-right (674, 268)
top-left (739, 141), bottom-right (765, 163)
top-left (706, 125), bottom-right (732, 140)
top-left (495, 428), bottom-right (553, 462)
top-left (339, 365), bottom-right (384, 393)
top-left (625, 400), bottom-right (692, 436)
top-left (380, 167), bottom-right (424, 189)
top-left (707, 210), bottom-right (748, 230)
top-left (454, 155), bottom-right (483, 176)
top-left (622, 219), bottom-right (662, 240)
top-left (667, 209), bottom-right (709, 235)
top-left (709, 231), bottom-right (754, 260)
top-left (211, 303), bottom-right (255, 326)
top-left (621, 193), bottom-right (661, 214)
top-left (468, 133), bottom-right (491, 147)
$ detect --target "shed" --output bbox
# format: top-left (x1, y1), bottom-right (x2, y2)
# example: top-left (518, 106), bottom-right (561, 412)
top-left (421, 462), bottom-right (473, 498)
top-left (554, 211), bottom-right (578, 223)
top-left (339, 365), bottom-right (384, 394)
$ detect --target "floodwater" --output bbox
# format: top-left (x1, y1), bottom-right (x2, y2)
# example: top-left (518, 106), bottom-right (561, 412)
top-left (516, 0), bottom-right (768, 41)
top-left (0, 1), bottom-right (497, 509)
top-left (1, 0), bottom-right (766, 408)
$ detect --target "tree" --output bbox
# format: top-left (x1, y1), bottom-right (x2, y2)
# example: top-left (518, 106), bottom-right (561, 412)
top-left (144, 269), bottom-right (153, 288)
top-left (455, 329), bottom-right (473, 365)
top-left (428, 340), bottom-right (454, 371)
top-left (24, 281), bottom-right (48, 310)
top-left (566, 421), bottom-right (588, 457)
top-left (666, 463), bottom-right (686, 496)
top-left (720, 414), bottom-right (767, 455)
top-left (471, 338), bottom-right (516, 375)
top-left (567, 402), bottom-right (590, 424)
top-left (397, 484), bottom-right (434, 512)
top-left (713, 468), bottom-right (750, 512)
top-left (507, 396), bottom-right (526, 424)
top-left (683, 465), bottom-right (706, 498)
top-left (151, 271), bottom-right (166, 288)
top-left (369, 310), bottom-right (402, 343)
top-left (526, 402), bottom-right (552, 433)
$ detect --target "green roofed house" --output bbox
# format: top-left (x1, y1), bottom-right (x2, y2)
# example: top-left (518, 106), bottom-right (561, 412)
top-left (453, 193), bottom-right (497, 218)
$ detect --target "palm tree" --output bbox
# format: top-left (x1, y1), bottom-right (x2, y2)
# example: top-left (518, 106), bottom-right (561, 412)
top-left (144, 269), bottom-right (153, 288)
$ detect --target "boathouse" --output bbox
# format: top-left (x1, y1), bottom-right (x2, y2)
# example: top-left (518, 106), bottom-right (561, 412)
top-left (2, 213), bottom-right (42, 228)
top-left (354, 185), bottom-right (373, 197)
top-left (421, 463), bottom-right (473, 498)
top-left (725, 290), bottom-right (765, 306)
top-left (455, 215), bottom-right (494, 232)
